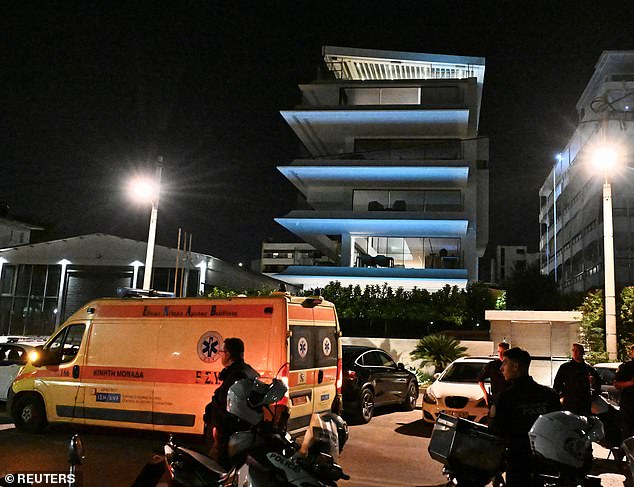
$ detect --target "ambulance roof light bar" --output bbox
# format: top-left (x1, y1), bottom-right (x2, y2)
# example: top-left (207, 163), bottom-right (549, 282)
top-left (116, 287), bottom-right (176, 298)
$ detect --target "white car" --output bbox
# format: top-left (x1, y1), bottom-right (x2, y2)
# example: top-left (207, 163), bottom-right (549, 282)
top-left (422, 356), bottom-right (491, 424)
top-left (0, 343), bottom-right (38, 401)
top-left (593, 362), bottom-right (622, 404)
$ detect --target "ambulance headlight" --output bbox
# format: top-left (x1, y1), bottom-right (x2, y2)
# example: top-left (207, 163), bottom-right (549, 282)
top-left (28, 350), bottom-right (40, 363)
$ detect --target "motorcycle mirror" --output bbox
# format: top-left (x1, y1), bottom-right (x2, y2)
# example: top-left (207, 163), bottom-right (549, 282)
top-left (261, 379), bottom-right (287, 405)
top-left (68, 434), bottom-right (85, 466)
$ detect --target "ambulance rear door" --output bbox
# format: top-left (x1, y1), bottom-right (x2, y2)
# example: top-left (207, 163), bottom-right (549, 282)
top-left (287, 302), bottom-right (339, 435)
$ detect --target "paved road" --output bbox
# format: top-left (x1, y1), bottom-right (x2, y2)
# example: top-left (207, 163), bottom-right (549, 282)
top-left (0, 401), bottom-right (630, 486)
top-left (339, 406), bottom-right (447, 487)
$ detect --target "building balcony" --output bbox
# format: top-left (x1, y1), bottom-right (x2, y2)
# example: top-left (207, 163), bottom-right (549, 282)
top-left (278, 162), bottom-right (469, 195)
top-left (280, 108), bottom-right (472, 157)
top-left (275, 211), bottom-right (469, 238)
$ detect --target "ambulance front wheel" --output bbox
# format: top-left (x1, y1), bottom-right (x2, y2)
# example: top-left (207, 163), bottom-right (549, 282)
top-left (14, 394), bottom-right (47, 433)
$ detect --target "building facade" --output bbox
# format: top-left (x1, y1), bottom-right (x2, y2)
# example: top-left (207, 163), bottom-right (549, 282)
top-left (272, 46), bottom-right (489, 291)
top-left (539, 51), bottom-right (634, 292)
top-left (490, 245), bottom-right (540, 284)
top-left (0, 217), bottom-right (42, 248)
top-left (0, 234), bottom-right (289, 336)
top-left (257, 242), bottom-right (334, 274)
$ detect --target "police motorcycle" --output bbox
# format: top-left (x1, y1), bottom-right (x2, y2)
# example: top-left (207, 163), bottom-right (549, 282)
top-left (529, 411), bottom-right (604, 487)
top-left (591, 393), bottom-right (624, 462)
top-left (133, 376), bottom-right (349, 487)
top-left (0, 434), bottom-right (84, 487)
top-left (621, 434), bottom-right (634, 478)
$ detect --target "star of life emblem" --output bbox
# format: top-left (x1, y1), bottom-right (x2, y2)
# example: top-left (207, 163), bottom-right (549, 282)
top-left (197, 332), bottom-right (223, 363)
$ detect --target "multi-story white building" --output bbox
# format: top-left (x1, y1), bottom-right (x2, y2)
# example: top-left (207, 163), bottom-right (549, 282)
top-left (539, 51), bottom-right (634, 292)
top-left (272, 46), bottom-right (489, 291)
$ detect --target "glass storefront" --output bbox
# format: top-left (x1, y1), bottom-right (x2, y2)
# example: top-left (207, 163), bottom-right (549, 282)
top-left (0, 264), bottom-right (61, 336)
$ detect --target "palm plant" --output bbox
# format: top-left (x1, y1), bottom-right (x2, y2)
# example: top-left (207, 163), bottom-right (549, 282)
top-left (410, 334), bottom-right (467, 372)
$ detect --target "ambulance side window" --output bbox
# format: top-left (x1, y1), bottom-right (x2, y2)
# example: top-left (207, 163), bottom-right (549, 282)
top-left (46, 324), bottom-right (86, 364)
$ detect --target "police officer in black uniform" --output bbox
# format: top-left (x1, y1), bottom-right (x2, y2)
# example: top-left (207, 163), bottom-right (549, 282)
top-left (490, 347), bottom-right (561, 487)
top-left (205, 337), bottom-right (259, 468)
top-left (553, 343), bottom-right (601, 415)
top-left (614, 344), bottom-right (634, 441)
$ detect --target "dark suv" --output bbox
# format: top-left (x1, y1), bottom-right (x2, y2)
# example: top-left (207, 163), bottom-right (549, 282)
top-left (342, 345), bottom-right (418, 424)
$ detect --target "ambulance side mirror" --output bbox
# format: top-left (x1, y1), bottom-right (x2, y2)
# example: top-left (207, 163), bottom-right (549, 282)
top-left (30, 347), bottom-right (57, 367)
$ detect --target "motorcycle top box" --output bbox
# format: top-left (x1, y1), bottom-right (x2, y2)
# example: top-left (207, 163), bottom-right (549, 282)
top-left (428, 412), bottom-right (505, 476)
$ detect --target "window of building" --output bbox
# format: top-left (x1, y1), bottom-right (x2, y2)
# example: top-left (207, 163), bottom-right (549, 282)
top-left (353, 189), bottom-right (462, 212)
top-left (353, 138), bottom-right (462, 160)
top-left (341, 87), bottom-right (421, 106)
top-left (0, 264), bottom-right (62, 336)
top-left (352, 236), bottom-right (461, 270)
top-left (421, 86), bottom-right (462, 105)
top-left (0, 265), bottom-right (16, 294)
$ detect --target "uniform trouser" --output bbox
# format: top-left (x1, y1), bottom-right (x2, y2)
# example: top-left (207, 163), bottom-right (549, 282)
top-left (621, 408), bottom-right (634, 442)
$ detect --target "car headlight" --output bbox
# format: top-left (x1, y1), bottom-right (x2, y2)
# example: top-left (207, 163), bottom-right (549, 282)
top-left (423, 390), bottom-right (437, 405)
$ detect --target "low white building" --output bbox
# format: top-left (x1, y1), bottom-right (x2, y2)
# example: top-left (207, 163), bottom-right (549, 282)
top-left (485, 309), bottom-right (583, 385)
top-left (0, 233), bottom-right (289, 336)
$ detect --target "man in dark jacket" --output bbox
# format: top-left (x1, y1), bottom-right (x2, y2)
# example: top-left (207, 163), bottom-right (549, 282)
top-left (478, 341), bottom-right (510, 409)
top-left (553, 343), bottom-right (601, 415)
top-left (490, 347), bottom-right (560, 487)
top-left (205, 337), bottom-right (259, 468)
top-left (614, 344), bottom-right (634, 440)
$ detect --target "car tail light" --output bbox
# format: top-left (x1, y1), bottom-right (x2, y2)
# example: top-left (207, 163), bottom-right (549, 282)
top-left (336, 358), bottom-right (343, 394)
top-left (344, 369), bottom-right (357, 381)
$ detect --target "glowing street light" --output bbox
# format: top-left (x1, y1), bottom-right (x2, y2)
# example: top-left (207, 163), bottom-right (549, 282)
top-left (129, 157), bottom-right (163, 290)
top-left (591, 144), bottom-right (619, 361)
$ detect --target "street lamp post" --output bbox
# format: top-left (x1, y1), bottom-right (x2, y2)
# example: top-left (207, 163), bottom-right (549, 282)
top-left (592, 146), bottom-right (618, 361)
top-left (130, 157), bottom-right (163, 290)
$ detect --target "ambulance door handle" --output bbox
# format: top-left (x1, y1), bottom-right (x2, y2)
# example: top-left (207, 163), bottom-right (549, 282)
top-left (317, 370), bottom-right (324, 384)
top-left (72, 365), bottom-right (80, 379)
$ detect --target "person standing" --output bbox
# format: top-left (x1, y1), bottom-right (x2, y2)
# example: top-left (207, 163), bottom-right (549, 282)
top-left (614, 344), bottom-right (634, 440)
top-left (553, 343), bottom-right (601, 415)
top-left (204, 337), bottom-right (259, 468)
top-left (490, 347), bottom-right (560, 487)
top-left (478, 341), bottom-right (510, 410)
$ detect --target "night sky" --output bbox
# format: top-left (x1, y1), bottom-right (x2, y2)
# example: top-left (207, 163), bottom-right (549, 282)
top-left (3, 2), bottom-right (634, 268)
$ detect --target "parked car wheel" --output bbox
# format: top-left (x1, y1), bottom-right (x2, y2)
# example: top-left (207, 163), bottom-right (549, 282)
top-left (402, 380), bottom-right (418, 411)
top-left (14, 395), bottom-right (47, 433)
top-left (356, 388), bottom-right (374, 423)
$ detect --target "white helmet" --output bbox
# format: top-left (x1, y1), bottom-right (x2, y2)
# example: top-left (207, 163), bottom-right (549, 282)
top-left (529, 411), bottom-right (604, 468)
